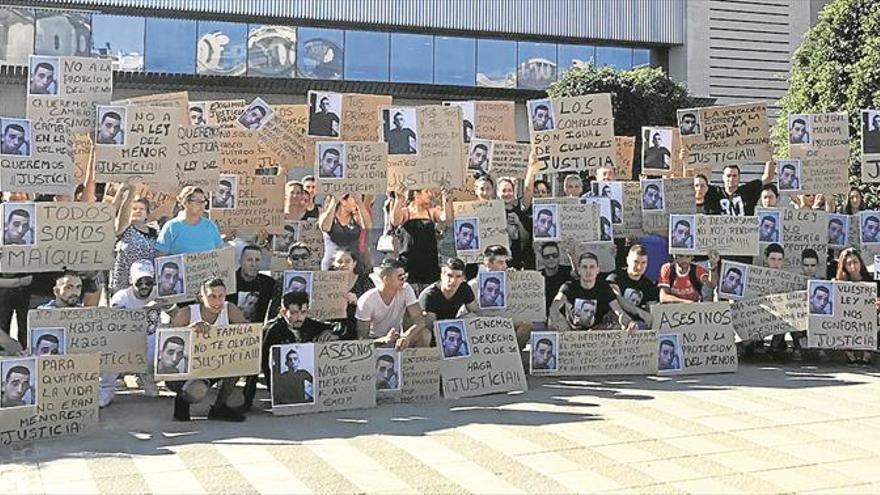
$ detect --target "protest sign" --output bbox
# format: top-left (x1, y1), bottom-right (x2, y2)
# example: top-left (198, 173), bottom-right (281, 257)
top-left (642, 178), bottom-right (695, 236)
top-left (733, 261), bottom-right (808, 299)
top-left (861, 110), bottom-right (880, 183)
top-left (0, 355), bottom-right (99, 446)
top-left (72, 133), bottom-right (92, 186)
top-left (789, 112), bottom-right (849, 161)
top-left (694, 215), bottom-right (760, 256)
top-left (435, 317), bottom-right (527, 400)
top-left (640, 127), bottom-right (677, 173)
top-left (307, 271), bottom-right (353, 320)
top-left (28, 307), bottom-right (152, 374)
top-left (534, 199), bottom-right (601, 257)
top-left (652, 302), bottom-right (738, 375)
top-left (474, 100), bottom-right (516, 141)
top-left (315, 141), bottom-right (387, 195)
top-left (782, 207), bottom-right (828, 273)
top-left (529, 93), bottom-right (615, 174)
top-left (155, 246), bottom-right (237, 305)
top-left (271, 340), bottom-right (376, 415)
top-left (488, 141), bottom-right (530, 180)
top-left (0, 119), bottom-right (75, 195)
top-left (612, 136), bottom-right (635, 180)
top-left (270, 219), bottom-right (323, 271)
top-left (377, 348), bottom-right (442, 405)
top-left (677, 102), bottom-right (771, 167)
top-left (532, 330), bottom-right (658, 376)
top-left (731, 291), bottom-right (807, 342)
top-left (176, 124), bottom-right (220, 190)
top-left (94, 105), bottom-right (182, 192)
top-left (115, 91), bottom-right (189, 110)
top-left (154, 323), bottom-right (261, 381)
top-left (0, 202), bottom-right (115, 273)
top-left (807, 281), bottom-right (876, 350)
top-left (799, 158), bottom-right (849, 195)
top-left (615, 181), bottom-right (643, 238)
top-left (257, 104), bottom-right (314, 167)
top-left (26, 56), bottom-right (113, 136)
top-left (469, 271), bottom-right (546, 322)
top-left (341, 93), bottom-right (393, 142)
top-left (386, 105), bottom-right (465, 191)
top-left (452, 199), bottom-right (508, 263)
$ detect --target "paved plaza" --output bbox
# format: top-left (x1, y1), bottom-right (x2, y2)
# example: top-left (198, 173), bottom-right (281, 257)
top-left (4, 363), bottom-right (880, 494)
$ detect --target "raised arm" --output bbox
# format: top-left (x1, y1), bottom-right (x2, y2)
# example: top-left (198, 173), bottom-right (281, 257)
top-left (761, 159), bottom-right (776, 185)
top-left (522, 149), bottom-right (539, 209)
top-left (389, 192), bottom-right (408, 228)
top-left (318, 195), bottom-right (337, 233)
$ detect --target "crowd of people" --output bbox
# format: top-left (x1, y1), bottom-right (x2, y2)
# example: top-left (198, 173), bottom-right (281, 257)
top-left (1, 139), bottom-right (877, 423)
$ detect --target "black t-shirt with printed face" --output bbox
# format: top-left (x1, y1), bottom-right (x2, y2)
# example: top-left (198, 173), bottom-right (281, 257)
top-left (227, 269), bottom-right (276, 323)
top-left (559, 278), bottom-right (616, 328)
top-left (703, 179), bottom-right (763, 216)
top-left (606, 268), bottom-right (659, 313)
top-left (418, 282), bottom-right (475, 321)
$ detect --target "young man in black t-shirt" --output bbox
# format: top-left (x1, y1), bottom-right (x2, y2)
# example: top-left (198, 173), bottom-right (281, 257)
top-left (227, 245), bottom-right (276, 324)
top-left (419, 258), bottom-right (478, 329)
top-left (703, 162), bottom-right (775, 216)
top-left (606, 245), bottom-right (659, 328)
top-left (549, 252), bottom-right (637, 332)
top-left (538, 242), bottom-right (571, 315)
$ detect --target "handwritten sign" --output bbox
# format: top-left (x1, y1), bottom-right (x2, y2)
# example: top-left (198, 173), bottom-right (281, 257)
top-left (377, 348), bottom-right (441, 405)
top-left (534, 199), bottom-right (601, 257)
top-left (530, 93), bottom-right (615, 174)
top-left (0, 355), bottom-right (100, 446)
top-left (694, 215), bottom-right (760, 256)
top-left (27, 56), bottom-right (113, 136)
top-left (739, 263), bottom-right (808, 298)
top-left (156, 246), bottom-right (237, 305)
top-left (0, 202), bottom-right (115, 273)
top-left (642, 178), bottom-right (696, 235)
top-left (678, 102), bottom-right (771, 167)
top-left (257, 105), bottom-right (314, 167)
top-left (807, 281), bottom-right (876, 350)
top-left (155, 323), bottom-right (261, 381)
top-left (315, 141), bottom-right (387, 195)
top-left (270, 219), bottom-right (323, 271)
top-left (613, 136), bottom-right (635, 180)
top-left (452, 199), bottom-right (508, 263)
top-left (0, 120), bottom-right (75, 195)
top-left (731, 291), bottom-right (806, 342)
top-left (474, 100), bottom-right (516, 141)
top-left (209, 174), bottom-right (285, 236)
top-left (800, 157), bottom-right (849, 195)
top-left (861, 110), bottom-right (880, 183)
top-left (436, 317), bottom-right (527, 399)
top-left (386, 105), bottom-right (465, 191)
top-left (470, 271), bottom-right (546, 322)
top-left (175, 124), bottom-right (220, 190)
top-left (540, 330), bottom-right (657, 376)
top-left (615, 181), bottom-right (643, 238)
top-left (308, 271), bottom-right (353, 320)
top-left (488, 141), bottom-right (530, 180)
top-left (782, 207), bottom-right (828, 273)
top-left (790, 112), bottom-right (849, 161)
top-left (28, 307), bottom-right (151, 374)
top-left (115, 91), bottom-right (189, 110)
top-left (341, 93), bottom-right (392, 141)
top-left (652, 302), bottom-right (738, 375)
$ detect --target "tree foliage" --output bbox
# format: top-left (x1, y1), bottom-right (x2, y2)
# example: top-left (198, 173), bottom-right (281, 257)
top-left (773, 0), bottom-right (880, 206)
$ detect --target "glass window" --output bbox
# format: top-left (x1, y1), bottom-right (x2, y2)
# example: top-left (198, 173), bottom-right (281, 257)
top-left (196, 21), bottom-right (247, 76)
top-left (91, 14), bottom-right (144, 72)
top-left (557, 44), bottom-right (595, 72)
top-left (34, 10), bottom-right (90, 57)
top-left (247, 24), bottom-right (297, 78)
top-left (344, 30), bottom-right (389, 82)
top-left (297, 27), bottom-right (344, 80)
top-left (145, 18), bottom-right (196, 74)
top-left (476, 38), bottom-right (515, 88)
top-left (390, 33), bottom-right (432, 84)
top-left (596, 46), bottom-right (633, 70)
top-left (517, 41), bottom-right (556, 90)
top-left (633, 48), bottom-right (651, 69)
top-left (434, 36), bottom-right (475, 86)
top-left (0, 7), bottom-right (35, 65)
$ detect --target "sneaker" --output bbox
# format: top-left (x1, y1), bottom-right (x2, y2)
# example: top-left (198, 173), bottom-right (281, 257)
top-left (208, 404), bottom-right (246, 422)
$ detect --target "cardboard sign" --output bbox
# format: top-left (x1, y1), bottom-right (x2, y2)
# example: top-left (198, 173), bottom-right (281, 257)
top-left (782, 208), bottom-right (828, 274)
top-left (176, 124), bottom-right (220, 190)
top-left (72, 133), bottom-right (92, 186)
top-left (532, 330), bottom-right (658, 376)
top-left (435, 317), bottom-right (527, 399)
top-left (315, 141), bottom-right (388, 195)
top-left (807, 281), bottom-right (876, 350)
top-left (376, 347), bottom-right (441, 405)
top-left (616, 181), bottom-right (644, 238)
top-left (0, 202), bottom-right (115, 273)
top-left (270, 219), bottom-right (324, 272)
top-left (154, 247), bottom-right (237, 305)
top-left (652, 302), bottom-right (738, 375)
top-left (154, 323), bottom-right (261, 381)
top-left (452, 199), bottom-right (509, 263)
top-left (257, 104), bottom-right (315, 167)
top-left (694, 215), bottom-right (760, 256)
top-left (721, 261), bottom-right (809, 299)
top-left (640, 127), bottom-right (678, 173)
top-left (861, 109), bottom-right (880, 183)
top-left (800, 157), bottom-right (849, 195)
top-left (731, 291), bottom-right (807, 342)
top-left (341, 93), bottom-right (393, 142)
top-left (642, 178), bottom-right (696, 235)
top-left (271, 340), bottom-right (376, 415)
top-left (115, 91), bottom-right (189, 109)
top-left (27, 307), bottom-right (152, 374)
top-left (469, 271), bottom-right (546, 322)
top-left (533, 199), bottom-right (601, 257)
top-left (209, 142), bottom-right (285, 235)
top-left (94, 105), bottom-right (182, 192)
top-left (0, 355), bottom-right (99, 446)
top-left (0, 119), bottom-right (75, 195)
top-left (26, 56), bottom-right (113, 136)
top-left (488, 141), bottom-right (531, 180)
top-left (386, 105), bottom-right (465, 191)
top-left (529, 93), bottom-right (616, 174)
top-left (307, 271), bottom-right (352, 320)
top-left (612, 136), bottom-right (635, 180)
top-left (677, 102), bottom-right (771, 167)
top-left (789, 112), bottom-right (849, 161)
top-left (474, 100), bottom-right (516, 141)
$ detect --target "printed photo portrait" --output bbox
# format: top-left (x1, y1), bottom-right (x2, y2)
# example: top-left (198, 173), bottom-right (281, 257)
top-left (273, 223), bottom-right (300, 253)
top-left (283, 270), bottom-right (313, 296)
top-left (189, 102), bottom-right (207, 126)
top-left (238, 97), bottom-right (274, 130)
top-left (155, 255), bottom-right (186, 297)
top-left (758, 211), bottom-right (781, 243)
top-left (30, 327), bottom-right (66, 356)
top-left (862, 109), bottom-right (880, 154)
top-left (317, 142), bottom-right (345, 179)
top-left (28, 55), bottom-right (59, 96)
top-left (155, 329), bottom-right (191, 375)
top-left (595, 181), bottom-right (623, 224)
top-left (530, 331), bottom-right (558, 373)
top-left (875, 255), bottom-right (880, 281)
top-left (677, 110), bottom-right (702, 136)
top-left (271, 343), bottom-right (316, 406)
top-left (467, 139), bottom-right (493, 174)
top-left (860, 211), bottom-right (880, 245)
top-left (444, 101), bottom-right (475, 143)
top-left (454, 217), bottom-right (480, 252)
top-left (827, 214), bottom-right (849, 247)
top-left (308, 91), bottom-right (342, 138)
top-left (570, 298), bottom-right (598, 329)
top-left (438, 320), bottom-right (470, 359)
top-left (808, 280), bottom-right (834, 316)
top-left (719, 262), bottom-right (748, 299)
top-left (211, 175), bottom-right (237, 210)
top-left (669, 214), bottom-right (696, 249)
top-left (477, 271), bottom-right (507, 310)
top-left (642, 127), bottom-right (673, 171)
top-left (382, 107), bottom-right (418, 155)
top-left (600, 215), bottom-right (614, 242)
top-left (1, 358), bottom-right (37, 409)
top-left (528, 98), bottom-right (555, 132)
top-left (532, 203), bottom-right (560, 242)
top-left (1, 202), bottom-right (36, 246)
top-left (375, 349), bottom-right (400, 391)
top-left (658, 335), bottom-right (683, 373)
top-left (641, 179), bottom-right (665, 211)
top-left (777, 160), bottom-right (801, 191)
top-left (788, 114), bottom-right (812, 144)
top-left (237, 291), bottom-right (261, 322)
top-left (0, 118), bottom-right (32, 157)
top-left (95, 106), bottom-right (126, 146)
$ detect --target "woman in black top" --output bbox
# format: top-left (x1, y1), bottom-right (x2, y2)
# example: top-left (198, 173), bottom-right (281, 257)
top-left (390, 188), bottom-right (450, 292)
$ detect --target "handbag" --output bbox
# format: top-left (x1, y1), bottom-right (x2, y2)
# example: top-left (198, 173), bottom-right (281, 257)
top-left (377, 230), bottom-right (397, 253)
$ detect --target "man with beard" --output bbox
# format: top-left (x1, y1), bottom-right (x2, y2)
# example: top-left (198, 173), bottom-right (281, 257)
top-left (38, 272), bottom-right (82, 309)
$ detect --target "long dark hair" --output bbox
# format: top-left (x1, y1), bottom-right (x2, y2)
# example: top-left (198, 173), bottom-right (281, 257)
top-left (835, 248), bottom-right (871, 282)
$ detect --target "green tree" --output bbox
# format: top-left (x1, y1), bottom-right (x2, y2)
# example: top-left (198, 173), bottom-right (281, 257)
top-left (547, 65), bottom-right (697, 177)
top-left (773, 0), bottom-right (880, 207)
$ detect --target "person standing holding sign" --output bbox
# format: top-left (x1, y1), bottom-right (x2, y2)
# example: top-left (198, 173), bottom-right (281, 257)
top-left (703, 162), bottom-right (775, 216)
top-left (108, 182), bottom-right (158, 296)
top-left (319, 194), bottom-right (371, 274)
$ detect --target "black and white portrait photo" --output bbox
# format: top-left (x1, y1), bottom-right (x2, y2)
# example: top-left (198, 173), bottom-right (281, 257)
top-left (0, 118), bottom-right (32, 157)
top-left (95, 106), bottom-right (126, 146)
top-left (308, 91), bottom-right (342, 138)
top-left (382, 107), bottom-right (418, 155)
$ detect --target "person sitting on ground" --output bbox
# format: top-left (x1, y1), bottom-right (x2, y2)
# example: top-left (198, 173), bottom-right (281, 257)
top-left (606, 245), bottom-right (659, 328)
top-left (355, 258), bottom-right (429, 349)
top-left (549, 252), bottom-right (638, 332)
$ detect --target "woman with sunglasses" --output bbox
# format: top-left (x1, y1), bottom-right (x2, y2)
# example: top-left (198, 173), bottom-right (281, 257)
top-left (834, 248), bottom-right (880, 365)
top-left (156, 186), bottom-right (225, 256)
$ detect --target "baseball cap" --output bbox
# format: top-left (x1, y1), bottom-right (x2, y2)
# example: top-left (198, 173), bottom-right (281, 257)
top-left (129, 260), bottom-right (155, 284)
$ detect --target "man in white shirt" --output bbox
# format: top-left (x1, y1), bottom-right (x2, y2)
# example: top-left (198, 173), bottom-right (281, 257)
top-left (355, 258), bottom-right (428, 349)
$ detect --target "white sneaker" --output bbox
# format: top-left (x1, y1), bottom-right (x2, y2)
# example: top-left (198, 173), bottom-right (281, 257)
top-left (140, 373), bottom-right (159, 397)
